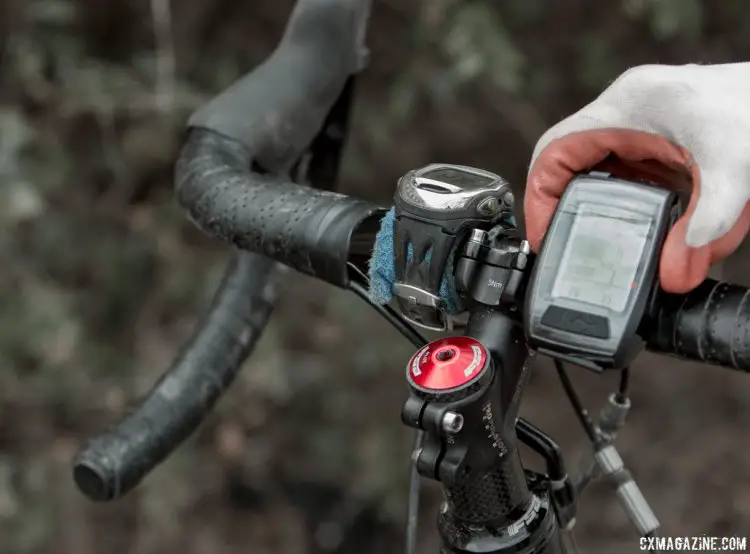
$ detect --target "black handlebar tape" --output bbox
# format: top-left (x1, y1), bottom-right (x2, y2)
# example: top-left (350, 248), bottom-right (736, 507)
top-left (188, 0), bottom-right (371, 173)
top-left (178, 0), bottom-right (380, 288)
top-left (646, 279), bottom-right (750, 372)
top-left (176, 129), bottom-right (383, 288)
top-left (72, 252), bottom-right (282, 501)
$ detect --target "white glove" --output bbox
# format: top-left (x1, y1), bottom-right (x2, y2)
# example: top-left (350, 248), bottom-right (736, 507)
top-left (525, 63), bottom-right (750, 292)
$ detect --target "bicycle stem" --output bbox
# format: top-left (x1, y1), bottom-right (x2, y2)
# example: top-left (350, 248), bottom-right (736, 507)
top-left (461, 307), bottom-right (565, 554)
top-left (402, 305), bottom-right (566, 554)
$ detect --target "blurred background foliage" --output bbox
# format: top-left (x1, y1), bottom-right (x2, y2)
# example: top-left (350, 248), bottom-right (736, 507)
top-left (1, 0), bottom-right (750, 553)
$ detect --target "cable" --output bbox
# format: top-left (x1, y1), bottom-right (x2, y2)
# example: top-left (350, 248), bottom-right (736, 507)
top-left (348, 281), bottom-right (428, 347)
top-left (553, 360), bottom-right (602, 446)
top-left (405, 430), bottom-right (425, 554)
top-left (347, 270), bottom-right (428, 554)
top-left (572, 366), bottom-right (633, 495)
top-left (617, 365), bottom-right (630, 403)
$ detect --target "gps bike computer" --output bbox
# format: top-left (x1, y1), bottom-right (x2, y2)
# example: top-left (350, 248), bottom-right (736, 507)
top-left (524, 172), bottom-right (681, 371)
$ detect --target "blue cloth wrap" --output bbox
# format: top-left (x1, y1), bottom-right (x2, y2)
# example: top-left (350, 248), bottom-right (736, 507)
top-left (367, 207), bottom-right (515, 313)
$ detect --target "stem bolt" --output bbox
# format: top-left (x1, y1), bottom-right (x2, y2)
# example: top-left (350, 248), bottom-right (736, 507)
top-left (442, 411), bottom-right (464, 434)
top-left (411, 448), bottom-right (422, 464)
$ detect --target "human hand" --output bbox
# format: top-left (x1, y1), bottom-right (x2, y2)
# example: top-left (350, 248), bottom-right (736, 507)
top-left (525, 63), bottom-right (750, 293)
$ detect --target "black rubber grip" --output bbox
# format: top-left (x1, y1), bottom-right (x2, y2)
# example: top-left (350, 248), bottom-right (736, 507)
top-left (72, 252), bottom-right (281, 501)
top-left (646, 279), bottom-right (750, 371)
top-left (176, 129), bottom-right (383, 288)
top-left (188, 0), bottom-right (371, 173)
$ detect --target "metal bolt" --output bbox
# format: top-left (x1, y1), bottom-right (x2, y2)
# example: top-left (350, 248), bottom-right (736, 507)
top-left (469, 228), bottom-right (488, 245)
top-left (477, 196), bottom-right (500, 215)
top-left (502, 190), bottom-right (515, 208)
top-left (411, 448), bottom-right (422, 464)
top-left (441, 411), bottom-right (464, 434)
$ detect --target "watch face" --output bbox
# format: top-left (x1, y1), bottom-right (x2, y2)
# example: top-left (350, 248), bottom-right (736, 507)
top-left (420, 167), bottom-right (495, 190)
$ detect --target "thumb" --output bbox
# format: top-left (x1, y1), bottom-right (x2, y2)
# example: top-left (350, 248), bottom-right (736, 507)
top-left (684, 168), bottom-right (750, 248)
top-left (660, 167), bottom-right (750, 293)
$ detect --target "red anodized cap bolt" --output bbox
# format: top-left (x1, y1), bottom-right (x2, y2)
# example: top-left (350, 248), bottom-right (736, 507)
top-left (407, 336), bottom-right (488, 392)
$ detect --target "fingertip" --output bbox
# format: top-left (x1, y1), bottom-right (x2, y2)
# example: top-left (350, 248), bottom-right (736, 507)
top-left (659, 220), bottom-right (711, 294)
top-left (708, 202), bottom-right (750, 263)
top-left (524, 198), bottom-right (557, 252)
top-left (524, 170), bottom-right (562, 252)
